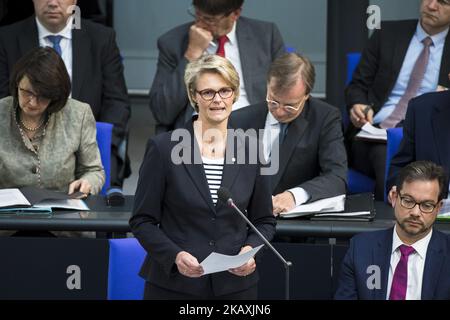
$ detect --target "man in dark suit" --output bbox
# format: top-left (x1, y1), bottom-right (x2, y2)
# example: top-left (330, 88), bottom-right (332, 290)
top-left (230, 53), bottom-right (347, 215)
top-left (387, 90), bottom-right (450, 193)
top-left (345, 0), bottom-right (450, 200)
top-left (335, 161), bottom-right (450, 300)
top-left (0, 0), bottom-right (131, 188)
top-left (149, 0), bottom-right (285, 133)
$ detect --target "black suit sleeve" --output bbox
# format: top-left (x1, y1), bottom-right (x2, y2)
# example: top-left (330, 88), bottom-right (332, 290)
top-left (386, 100), bottom-right (417, 191)
top-left (129, 139), bottom-right (183, 276)
top-left (299, 107), bottom-right (348, 201)
top-left (149, 36), bottom-right (190, 126)
top-left (334, 238), bottom-right (358, 300)
top-left (97, 29), bottom-right (131, 148)
top-left (245, 164), bottom-right (276, 248)
top-left (345, 28), bottom-right (381, 109)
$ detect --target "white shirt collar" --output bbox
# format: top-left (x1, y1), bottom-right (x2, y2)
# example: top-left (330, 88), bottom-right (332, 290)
top-left (226, 21), bottom-right (237, 45)
top-left (266, 110), bottom-right (279, 126)
top-left (416, 21), bottom-right (449, 46)
top-left (392, 226), bottom-right (433, 260)
top-left (36, 16), bottom-right (73, 41)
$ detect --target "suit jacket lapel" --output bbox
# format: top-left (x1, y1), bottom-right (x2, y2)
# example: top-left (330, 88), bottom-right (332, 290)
top-left (236, 19), bottom-right (255, 102)
top-left (271, 103), bottom-right (310, 191)
top-left (438, 32), bottom-right (450, 87)
top-left (71, 25), bottom-right (91, 99)
top-left (431, 101), bottom-right (450, 168)
top-left (372, 229), bottom-right (393, 300)
top-left (217, 129), bottom-right (244, 211)
top-left (182, 123), bottom-right (217, 214)
top-left (421, 231), bottom-right (445, 299)
top-left (391, 25), bottom-right (415, 86)
top-left (18, 17), bottom-right (39, 56)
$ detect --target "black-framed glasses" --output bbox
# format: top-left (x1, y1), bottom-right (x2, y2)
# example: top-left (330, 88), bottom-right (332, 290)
top-left (18, 87), bottom-right (50, 104)
top-left (187, 5), bottom-right (232, 26)
top-left (398, 193), bottom-right (438, 214)
top-left (266, 94), bottom-right (308, 114)
top-left (196, 87), bottom-right (234, 101)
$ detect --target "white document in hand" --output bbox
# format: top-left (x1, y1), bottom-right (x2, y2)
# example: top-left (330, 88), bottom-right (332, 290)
top-left (200, 244), bottom-right (264, 275)
top-left (355, 123), bottom-right (387, 141)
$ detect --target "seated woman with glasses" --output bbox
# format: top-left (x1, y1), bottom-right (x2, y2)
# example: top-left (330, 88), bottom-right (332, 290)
top-left (130, 54), bottom-right (275, 300)
top-left (0, 47), bottom-right (105, 195)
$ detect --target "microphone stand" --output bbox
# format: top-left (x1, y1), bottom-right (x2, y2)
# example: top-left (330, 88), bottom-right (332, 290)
top-left (227, 199), bottom-right (293, 300)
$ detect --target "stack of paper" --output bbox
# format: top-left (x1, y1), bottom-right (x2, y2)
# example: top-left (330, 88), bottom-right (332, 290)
top-left (355, 123), bottom-right (387, 142)
top-left (280, 195), bottom-right (346, 218)
top-left (0, 187), bottom-right (89, 213)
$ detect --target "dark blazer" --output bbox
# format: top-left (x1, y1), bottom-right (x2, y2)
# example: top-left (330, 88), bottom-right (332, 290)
top-left (129, 121), bottom-right (276, 297)
top-left (335, 228), bottom-right (450, 300)
top-left (387, 90), bottom-right (450, 192)
top-left (149, 16), bottom-right (285, 131)
top-left (229, 98), bottom-right (347, 202)
top-left (345, 20), bottom-right (450, 139)
top-left (0, 16), bottom-right (130, 149)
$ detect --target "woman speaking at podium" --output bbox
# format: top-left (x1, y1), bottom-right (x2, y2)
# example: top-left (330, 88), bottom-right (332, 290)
top-left (130, 55), bottom-right (275, 299)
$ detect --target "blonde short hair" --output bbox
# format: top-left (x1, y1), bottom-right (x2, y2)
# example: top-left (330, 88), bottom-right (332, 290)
top-left (184, 55), bottom-right (240, 112)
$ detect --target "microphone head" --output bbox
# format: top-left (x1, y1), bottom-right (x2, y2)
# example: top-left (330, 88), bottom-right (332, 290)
top-left (217, 187), bottom-right (232, 204)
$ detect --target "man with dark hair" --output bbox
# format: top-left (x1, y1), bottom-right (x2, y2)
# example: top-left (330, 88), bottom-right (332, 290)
top-left (150, 0), bottom-right (285, 133)
top-left (387, 89), bottom-right (450, 193)
top-left (0, 0), bottom-right (131, 189)
top-left (230, 53), bottom-right (347, 216)
top-left (345, 0), bottom-right (450, 200)
top-left (335, 160), bottom-right (450, 300)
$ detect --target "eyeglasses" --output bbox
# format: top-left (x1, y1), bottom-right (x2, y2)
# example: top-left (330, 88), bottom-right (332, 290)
top-left (398, 193), bottom-right (438, 214)
top-left (437, 0), bottom-right (450, 6)
top-left (18, 87), bottom-right (50, 104)
top-left (196, 87), bottom-right (234, 101)
top-left (187, 6), bottom-right (232, 26)
top-left (266, 94), bottom-right (308, 114)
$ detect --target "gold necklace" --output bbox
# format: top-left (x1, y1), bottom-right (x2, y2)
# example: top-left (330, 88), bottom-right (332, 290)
top-left (20, 117), bottom-right (44, 132)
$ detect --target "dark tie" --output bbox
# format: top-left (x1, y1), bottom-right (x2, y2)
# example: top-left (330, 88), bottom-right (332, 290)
top-left (380, 37), bottom-right (433, 129)
top-left (47, 35), bottom-right (63, 56)
top-left (389, 244), bottom-right (415, 300)
top-left (216, 35), bottom-right (229, 58)
top-left (279, 122), bottom-right (289, 145)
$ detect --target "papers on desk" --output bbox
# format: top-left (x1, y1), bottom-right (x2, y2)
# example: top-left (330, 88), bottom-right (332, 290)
top-left (200, 245), bottom-right (264, 275)
top-left (437, 198), bottom-right (450, 220)
top-left (280, 195), bottom-right (346, 218)
top-left (355, 123), bottom-right (387, 142)
top-left (0, 187), bottom-right (89, 213)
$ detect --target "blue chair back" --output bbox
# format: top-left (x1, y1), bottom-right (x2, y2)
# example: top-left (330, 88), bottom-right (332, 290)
top-left (384, 127), bottom-right (404, 202)
top-left (96, 122), bottom-right (113, 195)
top-left (346, 52), bottom-right (362, 85)
top-left (108, 238), bottom-right (146, 300)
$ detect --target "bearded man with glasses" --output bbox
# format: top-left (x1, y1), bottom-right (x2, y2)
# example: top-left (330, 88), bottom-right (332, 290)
top-left (335, 160), bottom-right (450, 300)
top-left (149, 0), bottom-right (285, 134)
top-left (230, 53), bottom-right (347, 216)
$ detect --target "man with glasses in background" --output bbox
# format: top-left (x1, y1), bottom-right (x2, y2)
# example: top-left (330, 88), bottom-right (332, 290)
top-left (230, 53), bottom-right (347, 216)
top-left (335, 160), bottom-right (450, 300)
top-left (149, 0), bottom-right (285, 133)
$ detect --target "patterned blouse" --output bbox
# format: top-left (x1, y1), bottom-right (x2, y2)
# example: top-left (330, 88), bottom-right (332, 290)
top-left (0, 96), bottom-right (105, 194)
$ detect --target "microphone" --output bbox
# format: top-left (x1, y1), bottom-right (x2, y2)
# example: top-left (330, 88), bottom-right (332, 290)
top-left (217, 187), bottom-right (293, 300)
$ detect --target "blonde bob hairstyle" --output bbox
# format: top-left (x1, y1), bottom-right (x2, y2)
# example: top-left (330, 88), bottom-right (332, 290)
top-left (184, 54), bottom-right (240, 112)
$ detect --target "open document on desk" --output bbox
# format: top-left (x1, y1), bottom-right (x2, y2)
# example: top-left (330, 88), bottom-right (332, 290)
top-left (0, 187), bottom-right (89, 213)
top-left (437, 198), bottom-right (450, 221)
top-left (279, 193), bottom-right (375, 221)
top-left (355, 123), bottom-right (387, 142)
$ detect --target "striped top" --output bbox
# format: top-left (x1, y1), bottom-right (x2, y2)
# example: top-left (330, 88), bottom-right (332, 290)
top-left (202, 156), bottom-right (224, 205)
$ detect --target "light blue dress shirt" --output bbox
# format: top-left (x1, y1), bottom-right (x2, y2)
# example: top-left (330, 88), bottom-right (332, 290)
top-left (373, 22), bottom-right (448, 124)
